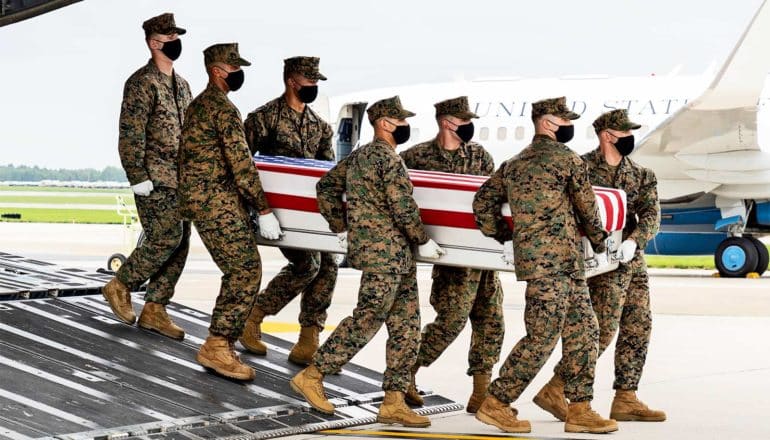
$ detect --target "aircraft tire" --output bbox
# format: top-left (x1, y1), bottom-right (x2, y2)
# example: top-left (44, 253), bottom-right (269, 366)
top-left (107, 253), bottom-right (126, 272)
top-left (746, 236), bottom-right (769, 276)
top-left (715, 237), bottom-right (759, 278)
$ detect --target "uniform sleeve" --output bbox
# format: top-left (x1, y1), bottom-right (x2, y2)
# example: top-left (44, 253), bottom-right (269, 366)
top-left (179, 78), bottom-right (193, 112)
top-left (481, 149), bottom-right (495, 176)
top-left (316, 159), bottom-right (348, 233)
top-left (569, 157), bottom-right (608, 252)
top-left (383, 155), bottom-right (430, 245)
top-left (473, 164), bottom-right (513, 244)
top-left (216, 107), bottom-right (270, 212)
top-left (315, 122), bottom-right (335, 161)
top-left (398, 147), bottom-right (416, 169)
top-left (244, 110), bottom-right (269, 156)
top-left (628, 168), bottom-right (660, 249)
top-left (118, 78), bottom-right (153, 185)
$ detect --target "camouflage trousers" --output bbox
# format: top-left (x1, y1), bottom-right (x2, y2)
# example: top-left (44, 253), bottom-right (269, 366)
top-left (192, 192), bottom-right (262, 339)
top-left (117, 187), bottom-right (190, 305)
top-left (417, 266), bottom-right (504, 376)
top-left (555, 253), bottom-right (652, 390)
top-left (255, 248), bottom-right (338, 329)
top-left (313, 266), bottom-right (420, 392)
top-left (488, 275), bottom-right (599, 403)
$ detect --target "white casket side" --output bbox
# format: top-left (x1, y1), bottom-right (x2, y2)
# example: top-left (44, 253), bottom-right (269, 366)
top-left (253, 156), bottom-right (627, 277)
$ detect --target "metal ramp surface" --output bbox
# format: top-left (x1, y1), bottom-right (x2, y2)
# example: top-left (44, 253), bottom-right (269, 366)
top-left (0, 252), bottom-right (113, 300)
top-left (0, 295), bottom-right (460, 440)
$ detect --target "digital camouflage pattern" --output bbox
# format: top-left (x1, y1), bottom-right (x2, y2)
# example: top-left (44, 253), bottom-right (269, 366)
top-left (592, 109), bottom-right (642, 133)
top-left (366, 96), bottom-right (416, 123)
top-left (118, 60), bottom-right (191, 187)
top-left (316, 138), bottom-right (429, 274)
top-left (400, 138), bottom-right (503, 376)
top-left (203, 43), bottom-right (251, 67)
top-left (283, 56), bottom-right (327, 81)
top-left (473, 134), bottom-right (608, 281)
top-left (530, 96), bottom-right (580, 121)
top-left (312, 267), bottom-right (420, 392)
top-left (434, 96), bottom-right (479, 119)
top-left (142, 12), bottom-right (186, 36)
top-left (487, 276), bottom-right (599, 402)
top-left (178, 82), bottom-right (270, 339)
top-left (244, 96), bottom-right (334, 158)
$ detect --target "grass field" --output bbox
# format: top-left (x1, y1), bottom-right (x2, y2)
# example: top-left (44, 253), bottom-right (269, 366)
top-left (0, 195), bottom-right (134, 205)
top-left (0, 208), bottom-right (128, 224)
top-left (644, 254), bottom-right (716, 269)
top-left (0, 186), bottom-right (134, 224)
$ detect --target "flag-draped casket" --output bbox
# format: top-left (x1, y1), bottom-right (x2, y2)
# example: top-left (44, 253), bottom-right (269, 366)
top-left (254, 156), bottom-right (627, 277)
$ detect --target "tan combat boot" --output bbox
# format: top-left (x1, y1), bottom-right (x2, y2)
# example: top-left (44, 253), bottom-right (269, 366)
top-left (405, 365), bottom-right (424, 406)
top-left (475, 395), bottom-right (531, 433)
top-left (291, 365), bottom-right (335, 414)
top-left (377, 391), bottom-right (431, 428)
top-left (197, 335), bottom-right (256, 381)
top-left (288, 326), bottom-right (319, 365)
top-left (611, 390), bottom-right (666, 422)
top-left (565, 401), bottom-right (619, 433)
top-left (533, 374), bottom-right (568, 421)
top-left (466, 373), bottom-right (491, 413)
top-left (138, 302), bottom-right (185, 340)
top-left (239, 305), bottom-right (267, 355)
top-left (102, 277), bottom-right (136, 324)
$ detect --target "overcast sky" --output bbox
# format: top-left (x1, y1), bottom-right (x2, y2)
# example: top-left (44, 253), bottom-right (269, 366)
top-left (0, 0), bottom-right (764, 169)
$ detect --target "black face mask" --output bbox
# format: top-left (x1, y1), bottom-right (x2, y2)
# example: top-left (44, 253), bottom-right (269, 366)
top-left (225, 69), bottom-right (245, 92)
top-left (613, 134), bottom-right (635, 156)
top-left (297, 85), bottom-right (318, 103)
top-left (159, 38), bottom-right (182, 61)
top-left (454, 122), bottom-right (474, 143)
top-left (552, 122), bottom-right (574, 143)
top-left (390, 123), bottom-right (411, 145)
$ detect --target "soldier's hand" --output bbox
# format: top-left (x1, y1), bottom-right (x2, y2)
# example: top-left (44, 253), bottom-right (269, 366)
top-left (502, 240), bottom-right (514, 265)
top-left (131, 180), bottom-right (154, 196)
top-left (418, 239), bottom-right (446, 259)
top-left (258, 212), bottom-right (283, 240)
top-left (618, 239), bottom-right (637, 264)
top-left (337, 232), bottom-right (348, 250)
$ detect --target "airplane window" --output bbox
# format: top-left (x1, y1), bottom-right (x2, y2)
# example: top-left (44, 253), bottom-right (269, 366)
top-left (479, 127), bottom-right (489, 141)
top-left (515, 126), bottom-right (525, 140)
top-left (497, 127), bottom-right (507, 141)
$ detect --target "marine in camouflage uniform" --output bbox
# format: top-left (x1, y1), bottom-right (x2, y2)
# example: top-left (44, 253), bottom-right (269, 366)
top-left (102, 13), bottom-right (191, 340)
top-left (399, 96), bottom-right (504, 413)
top-left (178, 43), bottom-right (277, 381)
top-left (291, 97), bottom-right (441, 427)
top-left (241, 57), bottom-right (338, 365)
top-left (472, 97), bottom-right (618, 434)
top-left (538, 109), bottom-right (665, 423)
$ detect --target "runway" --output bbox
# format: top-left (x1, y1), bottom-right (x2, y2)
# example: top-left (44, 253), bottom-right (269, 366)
top-left (1, 222), bottom-right (769, 440)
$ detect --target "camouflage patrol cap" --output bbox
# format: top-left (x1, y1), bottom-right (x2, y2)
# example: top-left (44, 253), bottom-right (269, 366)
top-left (204, 43), bottom-right (251, 67)
top-left (434, 96), bottom-right (479, 119)
top-left (284, 56), bottom-right (327, 81)
top-left (531, 96), bottom-right (580, 121)
top-left (592, 109), bottom-right (642, 133)
top-left (142, 13), bottom-right (186, 37)
top-left (366, 96), bottom-right (416, 124)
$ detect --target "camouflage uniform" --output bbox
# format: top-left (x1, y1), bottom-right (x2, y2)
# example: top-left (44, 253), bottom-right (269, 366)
top-left (312, 97), bottom-right (428, 392)
top-left (244, 56), bottom-right (337, 330)
top-left (399, 96), bottom-right (504, 376)
top-left (178, 44), bottom-right (267, 339)
top-left (473, 97), bottom-right (608, 403)
top-left (116, 13), bottom-right (191, 305)
top-left (554, 110), bottom-right (660, 391)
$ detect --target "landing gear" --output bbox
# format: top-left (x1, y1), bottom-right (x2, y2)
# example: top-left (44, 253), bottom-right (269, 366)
top-left (714, 237), bottom-right (764, 278)
top-left (107, 253), bottom-right (126, 272)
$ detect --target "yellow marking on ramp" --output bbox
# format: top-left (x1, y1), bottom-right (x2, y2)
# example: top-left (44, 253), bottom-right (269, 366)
top-left (319, 428), bottom-right (535, 440)
top-left (261, 322), bottom-right (335, 333)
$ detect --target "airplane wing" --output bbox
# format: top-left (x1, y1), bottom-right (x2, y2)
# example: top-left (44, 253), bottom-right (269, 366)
top-left (634, 0), bottom-right (770, 200)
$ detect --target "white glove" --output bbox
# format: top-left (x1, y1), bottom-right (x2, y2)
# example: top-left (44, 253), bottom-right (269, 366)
top-left (418, 239), bottom-right (446, 259)
top-left (258, 212), bottom-right (283, 240)
top-left (618, 239), bottom-right (637, 264)
top-left (337, 232), bottom-right (348, 250)
top-left (502, 240), bottom-right (514, 265)
top-left (595, 252), bottom-right (609, 268)
top-left (131, 180), bottom-right (154, 196)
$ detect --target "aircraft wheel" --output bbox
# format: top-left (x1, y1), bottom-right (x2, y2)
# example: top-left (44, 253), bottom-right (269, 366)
top-left (746, 236), bottom-right (769, 276)
top-left (715, 237), bottom-right (759, 278)
top-left (107, 253), bottom-right (127, 272)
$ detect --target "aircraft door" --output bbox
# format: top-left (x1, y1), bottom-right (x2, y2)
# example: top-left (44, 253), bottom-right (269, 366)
top-left (335, 102), bottom-right (367, 161)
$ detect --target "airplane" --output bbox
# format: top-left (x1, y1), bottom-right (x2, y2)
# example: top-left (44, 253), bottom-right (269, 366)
top-left (317, 0), bottom-right (770, 278)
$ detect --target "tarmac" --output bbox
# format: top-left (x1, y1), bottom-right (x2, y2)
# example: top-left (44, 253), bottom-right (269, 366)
top-left (1, 222), bottom-right (769, 440)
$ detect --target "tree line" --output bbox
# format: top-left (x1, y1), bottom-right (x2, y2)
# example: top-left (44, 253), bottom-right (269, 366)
top-left (0, 164), bottom-right (128, 182)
